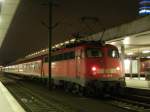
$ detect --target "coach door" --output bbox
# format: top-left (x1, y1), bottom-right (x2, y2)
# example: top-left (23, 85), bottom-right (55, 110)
top-left (76, 48), bottom-right (84, 79)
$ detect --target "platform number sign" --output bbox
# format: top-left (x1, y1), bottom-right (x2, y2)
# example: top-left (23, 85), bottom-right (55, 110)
top-left (139, 0), bottom-right (150, 15)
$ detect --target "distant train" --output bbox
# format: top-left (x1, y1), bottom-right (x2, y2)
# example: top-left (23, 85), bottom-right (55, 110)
top-left (2, 40), bottom-right (125, 94)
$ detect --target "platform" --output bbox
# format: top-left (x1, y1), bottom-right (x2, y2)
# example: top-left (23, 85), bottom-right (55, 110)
top-left (0, 81), bottom-right (26, 112)
top-left (125, 77), bottom-right (150, 90)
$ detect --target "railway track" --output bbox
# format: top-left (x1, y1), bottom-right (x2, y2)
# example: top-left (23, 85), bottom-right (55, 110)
top-left (108, 96), bottom-right (150, 112)
top-left (5, 81), bottom-right (76, 112)
top-left (2, 73), bottom-right (150, 112)
top-left (107, 87), bottom-right (150, 112)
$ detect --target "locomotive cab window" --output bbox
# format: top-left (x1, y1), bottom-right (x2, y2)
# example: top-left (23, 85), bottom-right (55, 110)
top-left (86, 48), bottom-right (103, 57)
top-left (108, 49), bottom-right (119, 58)
top-left (52, 51), bottom-right (75, 62)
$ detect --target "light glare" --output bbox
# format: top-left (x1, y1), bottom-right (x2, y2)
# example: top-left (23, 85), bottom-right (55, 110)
top-left (142, 50), bottom-right (150, 54)
top-left (123, 36), bottom-right (130, 44)
top-left (127, 52), bottom-right (133, 55)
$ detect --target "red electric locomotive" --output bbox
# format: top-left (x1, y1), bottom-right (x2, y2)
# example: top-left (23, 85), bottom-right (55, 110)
top-left (3, 39), bottom-right (125, 94)
top-left (50, 40), bottom-right (125, 94)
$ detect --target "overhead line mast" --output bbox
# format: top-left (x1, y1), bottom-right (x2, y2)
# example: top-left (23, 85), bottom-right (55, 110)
top-left (48, 0), bottom-right (52, 89)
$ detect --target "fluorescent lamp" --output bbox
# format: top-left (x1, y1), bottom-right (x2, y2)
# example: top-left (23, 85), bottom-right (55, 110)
top-left (147, 56), bottom-right (150, 58)
top-left (127, 52), bottom-right (133, 55)
top-left (142, 50), bottom-right (150, 54)
top-left (123, 36), bottom-right (130, 44)
top-left (70, 38), bottom-right (75, 42)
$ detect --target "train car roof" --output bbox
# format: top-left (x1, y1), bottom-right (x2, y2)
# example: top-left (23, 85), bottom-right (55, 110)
top-left (9, 40), bottom-right (118, 65)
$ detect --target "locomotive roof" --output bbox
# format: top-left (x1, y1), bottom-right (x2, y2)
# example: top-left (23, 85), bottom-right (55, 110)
top-left (52, 40), bottom-right (105, 51)
top-left (52, 40), bottom-right (117, 51)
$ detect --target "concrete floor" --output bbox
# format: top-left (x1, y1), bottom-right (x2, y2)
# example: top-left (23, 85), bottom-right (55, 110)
top-left (125, 77), bottom-right (150, 90)
top-left (0, 81), bottom-right (25, 112)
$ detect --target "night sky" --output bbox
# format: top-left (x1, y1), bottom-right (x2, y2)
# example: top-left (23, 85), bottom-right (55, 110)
top-left (0, 0), bottom-right (139, 65)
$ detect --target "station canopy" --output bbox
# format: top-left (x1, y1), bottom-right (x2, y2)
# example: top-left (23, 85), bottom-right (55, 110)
top-left (0, 0), bottom-right (144, 65)
top-left (107, 30), bottom-right (150, 59)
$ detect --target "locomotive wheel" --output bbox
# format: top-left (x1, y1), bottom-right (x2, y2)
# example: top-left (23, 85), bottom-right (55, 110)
top-left (84, 86), bottom-right (95, 97)
top-left (112, 85), bottom-right (125, 96)
top-left (72, 84), bottom-right (84, 96)
top-left (64, 82), bottom-right (72, 93)
top-left (117, 87), bottom-right (125, 96)
top-left (94, 88), bottom-right (104, 97)
top-left (78, 86), bottom-right (84, 96)
top-left (72, 84), bottom-right (78, 94)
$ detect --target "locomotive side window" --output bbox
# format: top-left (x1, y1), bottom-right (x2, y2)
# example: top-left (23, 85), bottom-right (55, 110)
top-left (108, 49), bottom-right (119, 58)
top-left (52, 51), bottom-right (75, 62)
top-left (55, 55), bottom-right (60, 61)
top-left (69, 51), bottom-right (75, 59)
top-left (63, 52), bottom-right (75, 59)
top-left (86, 48), bottom-right (103, 57)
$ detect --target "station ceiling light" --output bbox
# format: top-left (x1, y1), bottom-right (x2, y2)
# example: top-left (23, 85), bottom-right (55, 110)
top-left (126, 52), bottom-right (134, 55)
top-left (147, 56), bottom-right (150, 58)
top-left (142, 50), bottom-right (150, 54)
top-left (0, 0), bottom-right (20, 47)
top-left (123, 36), bottom-right (130, 44)
top-left (110, 42), bottom-right (116, 45)
top-left (65, 41), bottom-right (69, 44)
top-left (70, 38), bottom-right (76, 42)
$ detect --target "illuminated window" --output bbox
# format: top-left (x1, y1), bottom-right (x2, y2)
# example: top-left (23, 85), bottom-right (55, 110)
top-left (124, 59), bottom-right (131, 74)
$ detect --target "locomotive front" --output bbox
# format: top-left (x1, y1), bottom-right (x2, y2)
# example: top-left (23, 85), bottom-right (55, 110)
top-left (84, 44), bottom-right (125, 92)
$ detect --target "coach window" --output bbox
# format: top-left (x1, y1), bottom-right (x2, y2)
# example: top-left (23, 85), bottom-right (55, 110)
top-left (55, 55), bottom-right (58, 61)
top-left (52, 56), bottom-right (56, 61)
top-left (58, 54), bottom-right (61, 60)
top-left (55, 55), bottom-right (59, 61)
top-left (86, 48), bottom-right (103, 57)
top-left (69, 51), bottom-right (75, 59)
top-left (108, 49), bottom-right (119, 58)
top-left (63, 53), bottom-right (68, 60)
top-left (44, 56), bottom-right (48, 62)
top-left (60, 54), bottom-right (64, 60)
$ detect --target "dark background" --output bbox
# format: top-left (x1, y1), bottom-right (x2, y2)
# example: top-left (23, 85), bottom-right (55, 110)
top-left (0, 0), bottom-right (139, 65)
